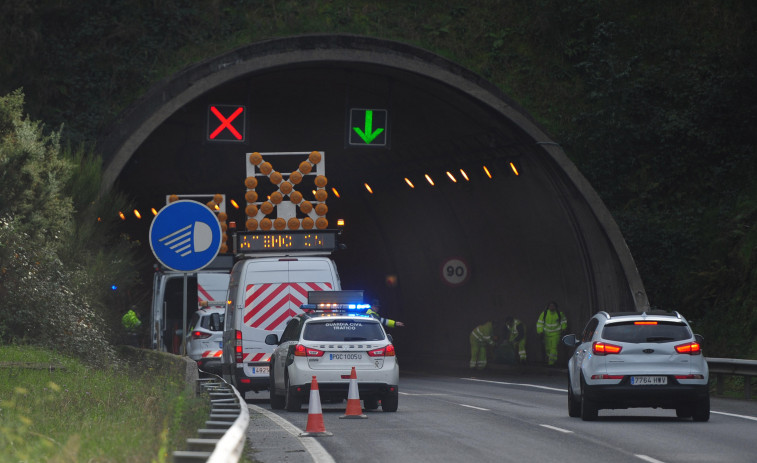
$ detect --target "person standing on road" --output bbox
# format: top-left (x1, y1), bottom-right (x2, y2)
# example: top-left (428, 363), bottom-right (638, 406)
top-left (536, 301), bottom-right (567, 366)
top-left (505, 316), bottom-right (527, 364)
top-left (469, 321), bottom-right (497, 370)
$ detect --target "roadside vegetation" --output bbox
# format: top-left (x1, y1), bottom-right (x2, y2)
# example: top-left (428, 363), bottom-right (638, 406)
top-left (0, 344), bottom-right (209, 462)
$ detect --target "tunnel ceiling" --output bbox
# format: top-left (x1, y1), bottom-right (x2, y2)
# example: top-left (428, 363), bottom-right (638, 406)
top-left (103, 35), bottom-right (648, 362)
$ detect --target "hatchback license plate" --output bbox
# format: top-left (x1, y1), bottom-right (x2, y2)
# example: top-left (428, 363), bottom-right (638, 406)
top-left (630, 376), bottom-right (667, 385)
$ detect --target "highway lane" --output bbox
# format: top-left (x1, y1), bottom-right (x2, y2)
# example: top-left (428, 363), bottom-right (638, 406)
top-left (244, 370), bottom-right (757, 462)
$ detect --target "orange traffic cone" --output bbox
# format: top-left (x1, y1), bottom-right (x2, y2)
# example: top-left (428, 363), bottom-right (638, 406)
top-left (300, 376), bottom-right (333, 437)
top-left (340, 367), bottom-right (368, 419)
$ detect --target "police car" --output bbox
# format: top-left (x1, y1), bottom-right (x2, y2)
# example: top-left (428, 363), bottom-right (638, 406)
top-left (265, 301), bottom-right (399, 412)
top-left (562, 310), bottom-right (709, 421)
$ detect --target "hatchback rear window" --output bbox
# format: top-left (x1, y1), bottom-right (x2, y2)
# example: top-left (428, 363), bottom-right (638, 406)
top-left (602, 321), bottom-right (691, 343)
top-left (303, 319), bottom-right (385, 342)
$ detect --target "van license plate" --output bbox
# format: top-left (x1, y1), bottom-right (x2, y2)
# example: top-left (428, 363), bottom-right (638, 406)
top-left (630, 376), bottom-right (667, 385)
top-left (251, 366), bottom-right (269, 375)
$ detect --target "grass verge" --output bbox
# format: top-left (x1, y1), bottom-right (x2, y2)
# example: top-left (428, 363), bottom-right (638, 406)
top-left (0, 344), bottom-right (209, 462)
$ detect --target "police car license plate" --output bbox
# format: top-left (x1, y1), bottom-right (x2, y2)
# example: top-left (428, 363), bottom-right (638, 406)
top-left (630, 376), bottom-right (667, 385)
top-left (250, 366), bottom-right (269, 375)
top-left (328, 353), bottom-right (363, 361)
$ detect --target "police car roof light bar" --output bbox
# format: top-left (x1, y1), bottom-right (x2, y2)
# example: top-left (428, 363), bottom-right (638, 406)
top-left (301, 303), bottom-right (371, 314)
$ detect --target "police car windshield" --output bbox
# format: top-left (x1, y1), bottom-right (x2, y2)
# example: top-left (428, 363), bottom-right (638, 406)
top-left (303, 319), bottom-right (385, 342)
top-left (602, 321), bottom-right (691, 343)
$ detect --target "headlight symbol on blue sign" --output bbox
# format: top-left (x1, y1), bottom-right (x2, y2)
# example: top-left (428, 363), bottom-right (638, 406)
top-left (150, 200), bottom-right (222, 272)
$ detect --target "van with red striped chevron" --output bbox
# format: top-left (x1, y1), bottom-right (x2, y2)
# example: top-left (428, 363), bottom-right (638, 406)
top-left (221, 254), bottom-right (341, 394)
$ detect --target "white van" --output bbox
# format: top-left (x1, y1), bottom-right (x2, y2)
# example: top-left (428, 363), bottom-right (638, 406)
top-left (221, 256), bottom-right (341, 394)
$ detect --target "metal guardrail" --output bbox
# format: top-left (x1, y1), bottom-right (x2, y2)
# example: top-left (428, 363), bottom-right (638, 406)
top-left (173, 372), bottom-right (250, 463)
top-left (706, 357), bottom-right (757, 400)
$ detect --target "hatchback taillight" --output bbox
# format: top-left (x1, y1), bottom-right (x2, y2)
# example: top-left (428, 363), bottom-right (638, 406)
top-left (294, 344), bottom-right (324, 357)
top-left (593, 341), bottom-right (622, 355)
top-left (367, 344), bottom-right (396, 357)
top-left (235, 330), bottom-right (244, 363)
top-left (192, 330), bottom-right (211, 340)
top-left (674, 342), bottom-right (701, 355)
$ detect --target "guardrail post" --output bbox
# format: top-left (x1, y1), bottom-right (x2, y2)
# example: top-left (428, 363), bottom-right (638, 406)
top-left (746, 376), bottom-right (751, 400)
top-left (715, 373), bottom-right (724, 396)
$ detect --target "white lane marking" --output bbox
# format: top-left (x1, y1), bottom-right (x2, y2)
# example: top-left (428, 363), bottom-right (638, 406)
top-left (247, 403), bottom-right (335, 463)
top-left (712, 410), bottom-right (757, 422)
top-left (463, 377), bottom-right (567, 392)
top-left (538, 424), bottom-right (573, 434)
top-left (459, 403), bottom-right (490, 411)
top-left (635, 455), bottom-right (666, 463)
top-left (399, 392), bottom-right (447, 396)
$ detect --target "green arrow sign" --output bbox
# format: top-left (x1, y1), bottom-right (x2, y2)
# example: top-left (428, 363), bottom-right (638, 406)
top-left (353, 110), bottom-right (384, 143)
top-left (349, 109), bottom-right (388, 146)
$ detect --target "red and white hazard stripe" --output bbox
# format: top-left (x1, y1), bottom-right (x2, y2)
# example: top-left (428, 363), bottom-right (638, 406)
top-left (198, 283), bottom-right (214, 307)
top-left (201, 350), bottom-right (223, 358)
top-left (243, 282), bottom-right (333, 331)
top-left (245, 352), bottom-right (272, 362)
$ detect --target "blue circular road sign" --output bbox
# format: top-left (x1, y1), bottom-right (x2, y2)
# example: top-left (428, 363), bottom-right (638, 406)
top-left (149, 200), bottom-right (223, 272)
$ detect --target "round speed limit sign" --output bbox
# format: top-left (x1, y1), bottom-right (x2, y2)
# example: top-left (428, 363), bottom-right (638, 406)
top-left (441, 258), bottom-right (469, 286)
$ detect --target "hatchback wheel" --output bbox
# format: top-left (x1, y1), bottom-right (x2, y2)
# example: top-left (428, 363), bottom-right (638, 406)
top-left (692, 394), bottom-right (710, 422)
top-left (568, 377), bottom-right (581, 418)
top-left (580, 376), bottom-right (598, 421)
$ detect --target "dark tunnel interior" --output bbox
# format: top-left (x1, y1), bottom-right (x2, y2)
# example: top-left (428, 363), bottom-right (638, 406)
top-left (112, 43), bottom-right (641, 366)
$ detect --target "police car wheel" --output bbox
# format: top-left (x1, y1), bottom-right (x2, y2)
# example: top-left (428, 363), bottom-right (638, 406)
top-left (381, 394), bottom-right (398, 412)
top-left (284, 374), bottom-right (302, 412)
top-left (269, 367), bottom-right (285, 410)
top-left (363, 397), bottom-right (379, 410)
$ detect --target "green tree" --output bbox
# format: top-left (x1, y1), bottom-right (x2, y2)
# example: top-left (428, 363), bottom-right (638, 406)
top-left (0, 90), bottom-right (142, 364)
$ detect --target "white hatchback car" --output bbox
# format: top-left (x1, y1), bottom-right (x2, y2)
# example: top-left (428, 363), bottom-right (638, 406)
top-left (562, 310), bottom-right (709, 421)
top-left (265, 305), bottom-right (399, 412)
top-left (186, 307), bottom-right (225, 373)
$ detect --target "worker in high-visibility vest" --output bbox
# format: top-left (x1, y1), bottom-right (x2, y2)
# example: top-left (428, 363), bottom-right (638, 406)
top-left (505, 316), bottom-right (527, 364)
top-left (536, 301), bottom-right (567, 366)
top-left (368, 300), bottom-right (405, 328)
top-left (469, 321), bottom-right (497, 369)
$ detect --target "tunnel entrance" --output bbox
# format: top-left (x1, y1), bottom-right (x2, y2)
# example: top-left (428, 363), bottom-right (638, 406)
top-left (103, 35), bottom-right (647, 366)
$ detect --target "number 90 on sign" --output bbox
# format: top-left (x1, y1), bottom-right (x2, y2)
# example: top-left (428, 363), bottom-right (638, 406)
top-left (441, 258), bottom-right (469, 286)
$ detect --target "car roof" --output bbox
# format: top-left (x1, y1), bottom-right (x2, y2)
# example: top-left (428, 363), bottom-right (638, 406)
top-left (598, 310), bottom-right (687, 323)
top-left (197, 307), bottom-right (225, 315)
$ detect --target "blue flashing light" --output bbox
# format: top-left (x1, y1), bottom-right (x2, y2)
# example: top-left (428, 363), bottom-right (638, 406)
top-left (301, 302), bottom-right (372, 313)
top-left (111, 285), bottom-right (118, 291)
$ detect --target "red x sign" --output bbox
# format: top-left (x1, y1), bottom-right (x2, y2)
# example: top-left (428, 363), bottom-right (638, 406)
top-left (207, 105), bottom-right (246, 141)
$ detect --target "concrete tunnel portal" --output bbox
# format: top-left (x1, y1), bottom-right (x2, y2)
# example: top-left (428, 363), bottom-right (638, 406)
top-left (102, 35), bottom-right (649, 366)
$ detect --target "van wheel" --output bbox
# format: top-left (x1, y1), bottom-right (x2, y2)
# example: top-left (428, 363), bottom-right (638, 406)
top-left (284, 374), bottom-right (302, 412)
top-left (269, 367), bottom-right (285, 410)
